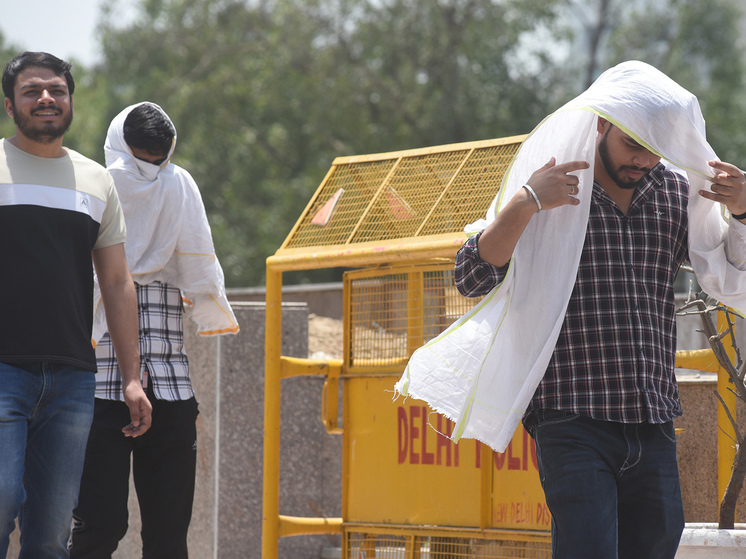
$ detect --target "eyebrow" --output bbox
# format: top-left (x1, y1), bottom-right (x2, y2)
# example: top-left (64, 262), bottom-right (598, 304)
top-left (19, 81), bottom-right (68, 92)
top-left (622, 135), bottom-right (643, 148)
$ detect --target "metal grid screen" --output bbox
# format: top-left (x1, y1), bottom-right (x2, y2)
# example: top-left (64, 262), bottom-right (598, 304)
top-left (346, 532), bottom-right (550, 559)
top-left (347, 265), bottom-right (479, 369)
top-left (284, 139), bottom-right (523, 250)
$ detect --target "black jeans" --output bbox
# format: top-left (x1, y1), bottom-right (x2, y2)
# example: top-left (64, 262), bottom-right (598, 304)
top-left (70, 391), bottom-right (198, 559)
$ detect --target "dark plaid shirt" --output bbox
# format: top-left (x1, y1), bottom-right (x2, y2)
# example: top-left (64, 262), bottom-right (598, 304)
top-left (455, 163), bottom-right (689, 424)
top-left (94, 281), bottom-right (192, 401)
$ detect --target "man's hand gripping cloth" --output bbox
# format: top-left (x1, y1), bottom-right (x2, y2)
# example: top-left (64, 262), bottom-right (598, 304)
top-left (395, 60), bottom-right (746, 452)
top-left (92, 102), bottom-right (239, 342)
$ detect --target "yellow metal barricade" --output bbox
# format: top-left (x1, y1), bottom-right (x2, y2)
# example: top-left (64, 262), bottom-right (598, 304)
top-left (343, 265), bottom-right (550, 533)
top-left (263, 134), bottom-right (738, 558)
top-left (263, 135), bottom-right (554, 559)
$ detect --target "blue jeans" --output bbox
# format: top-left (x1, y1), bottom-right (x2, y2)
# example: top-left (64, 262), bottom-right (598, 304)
top-left (533, 410), bottom-right (684, 559)
top-left (0, 362), bottom-right (95, 559)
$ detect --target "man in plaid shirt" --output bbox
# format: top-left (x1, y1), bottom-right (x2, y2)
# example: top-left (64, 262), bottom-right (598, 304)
top-left (455, 116), bottom-right (746, 558)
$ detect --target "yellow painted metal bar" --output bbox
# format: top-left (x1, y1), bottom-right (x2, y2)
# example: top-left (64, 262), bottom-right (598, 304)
top-left (321, 362), bottom-right (342, 434)
top-left (280, 356), bottom-right (343, 379)
top-left (340, 371), bottom-right (404, 379)
top-left (410, 535), bottom-right (423, 559)
top-left (480, 441), bottom-right (493, 530)
top-left (331, 134), bottom-right (528, 166)
top-left (343, 522), bottom-right (552, 542)
top-left (268, 234), bottom-right (466, 272)
top-left (262, 267), bottom-right (283, 559)
top-left (360, 534), bottom-right (377, 558)
top-left (345, 366), bottom-right (408, 376)
top-left (341, 273), bottom-right (353, 523)
top-left (278, 357), bottom-right (345, 433)
top-left (717, 311), bottom-right (737, 508)
top-left (407, 271), bottom-right (424, 357)
top-left (675, 348), bottom-right (720, 373)
top-left (277, 515), bottom-right (343, 537)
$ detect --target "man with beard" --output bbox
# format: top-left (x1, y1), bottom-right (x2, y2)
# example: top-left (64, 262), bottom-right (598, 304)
top-left (0, 52), bottom-right (151, 558)
top-left (442, 64), bottom-right (746, 557)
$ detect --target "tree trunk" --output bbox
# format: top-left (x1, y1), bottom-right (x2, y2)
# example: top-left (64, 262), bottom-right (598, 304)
top-left (719, 441), bottom-right (746, 529)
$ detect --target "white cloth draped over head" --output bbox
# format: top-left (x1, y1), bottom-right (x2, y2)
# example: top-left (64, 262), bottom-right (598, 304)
top-left (92, 102), bottom-right (239, 342)
top-left (394, 60), bottom-right (746, 452)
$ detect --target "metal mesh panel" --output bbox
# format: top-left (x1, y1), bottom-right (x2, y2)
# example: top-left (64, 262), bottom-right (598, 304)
top-left (345, 532), bottom-right (551, 559)
top-left (288, 159), bottom-right (397, 248)
top-left (349, 273), bottom-right (409, 367)
top-left (347, 265), bottom-right (480, 369)
top-left (351, 151), bottom-right (468, 243)
top-left (284, 138), bottom-right (523, 250)
top-left (418, 143), bottom-right (520, 237)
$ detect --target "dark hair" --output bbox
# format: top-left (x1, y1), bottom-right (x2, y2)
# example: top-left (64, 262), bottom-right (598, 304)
top-left (2, 52), bottom-right (75, 102)
top-left (123, 104), bottom-right (175, 156)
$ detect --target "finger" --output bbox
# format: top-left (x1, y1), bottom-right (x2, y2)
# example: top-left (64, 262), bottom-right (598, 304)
top-left (123, 402), bottom-right (145, 431)
top-left (706, 172), bottom-right (745, 185)
top-left (553, 160), bottom-right (591, 174)
top-left (698, 190), bottom-right (722, 204)
top-left (122, 423), bottom-right (148, 437)
top-left (538, 157), bottom-right (557, 171)
top-left (122, 413), bottom-right (151, 437)
top-left (122, 422), bottom-right (138, 436)
top-left (708, 160), bottom-right (745, 179)
top-left (698, 188), bottom-right (735, 201)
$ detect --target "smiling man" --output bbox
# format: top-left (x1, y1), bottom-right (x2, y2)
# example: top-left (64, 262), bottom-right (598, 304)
top-left (6, 67), bottom-right (73, 148)
top-left (0, 52), bottom-right (151, 559)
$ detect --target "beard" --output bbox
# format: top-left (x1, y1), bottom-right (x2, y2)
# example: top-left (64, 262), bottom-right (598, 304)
top-left (598, 128), bottom-right (651, 190)
top-left (12, 104), bottom-right (73, 144)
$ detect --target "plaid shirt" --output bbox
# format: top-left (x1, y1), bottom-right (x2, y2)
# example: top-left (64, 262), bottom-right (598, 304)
top-left (94, 281), bottom-right (193, 401)
top-left (455, 163), bottom-right (689, 424)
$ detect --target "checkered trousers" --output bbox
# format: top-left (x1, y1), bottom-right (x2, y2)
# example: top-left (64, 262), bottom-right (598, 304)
top-left (94, 281), bottom-right (192, 401)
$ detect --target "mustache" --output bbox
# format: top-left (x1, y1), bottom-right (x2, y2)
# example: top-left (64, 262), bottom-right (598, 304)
top-left (31, 107), bottom-right (61, 116)
top-left (619, 165), bottom-right (651, 174)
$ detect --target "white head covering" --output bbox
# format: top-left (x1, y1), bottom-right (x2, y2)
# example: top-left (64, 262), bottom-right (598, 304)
top-left (93, 102), bottom-right (239, 341)
top-left (395, 61), bottom-right (746, 452)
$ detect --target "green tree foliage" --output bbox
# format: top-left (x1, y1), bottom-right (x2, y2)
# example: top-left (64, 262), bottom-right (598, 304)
top-left (89, 0), bottom-right (570, 287)
top-left (573, 0), bottom-right (746, 163)
top-left (0, 32), bottom-right (23, 141)
top-left (2, 1), bottom-right (745, 288)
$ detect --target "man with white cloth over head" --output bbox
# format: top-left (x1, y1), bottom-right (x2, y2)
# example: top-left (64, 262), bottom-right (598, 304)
top-left (395, 61), bottom-right (746, 558)
top-left (70, 102), bottom-right (239, 558)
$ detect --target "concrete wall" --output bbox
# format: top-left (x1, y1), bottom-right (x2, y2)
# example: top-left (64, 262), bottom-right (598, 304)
top-left (676, 377), bottom-right (746, 522)
top-left (229, 283), bottom-right (344, 321)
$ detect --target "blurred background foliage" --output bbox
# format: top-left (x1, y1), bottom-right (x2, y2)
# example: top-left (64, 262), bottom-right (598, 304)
top-left (0, 0), bottom-right (744, 287)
